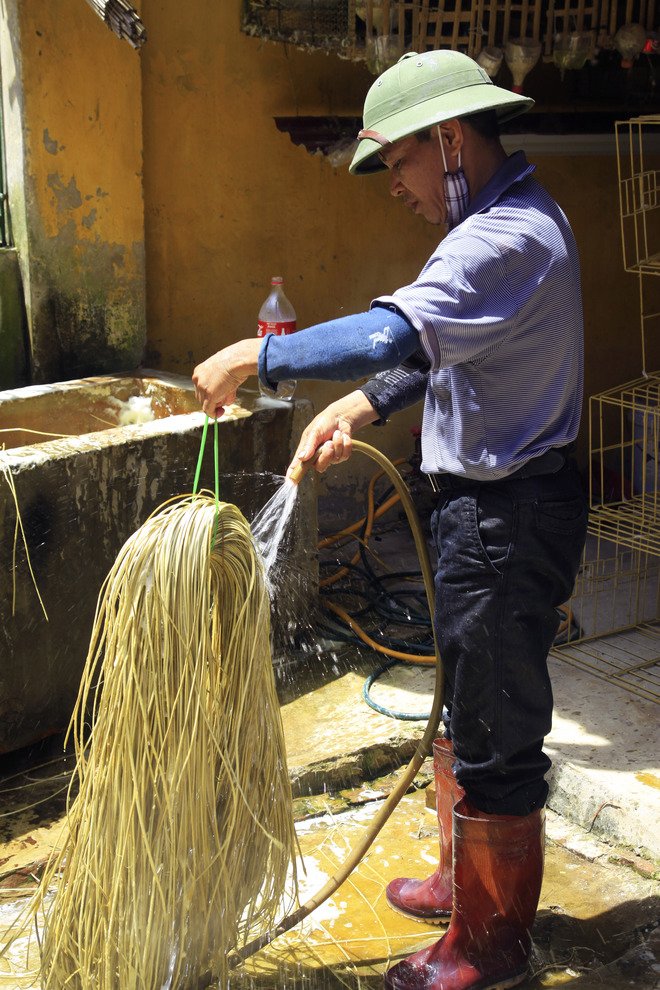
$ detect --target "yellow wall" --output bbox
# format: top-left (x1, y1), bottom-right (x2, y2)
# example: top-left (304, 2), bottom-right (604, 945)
top-left (1, 0), bottom-right (146, 380)
top-left (139, 1), bottom-right (443, 493)
top-left (140, 3), bottom-right (439, 361)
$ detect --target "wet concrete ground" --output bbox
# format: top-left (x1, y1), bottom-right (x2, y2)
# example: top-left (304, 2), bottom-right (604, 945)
top-left (1, 516), bottom-right (659, 988)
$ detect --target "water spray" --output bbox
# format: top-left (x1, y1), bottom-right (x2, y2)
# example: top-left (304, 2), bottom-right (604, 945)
top-left (225, 438), bottom-right (446, 973)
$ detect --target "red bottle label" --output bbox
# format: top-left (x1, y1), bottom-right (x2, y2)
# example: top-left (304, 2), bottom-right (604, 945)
top-left (257, 320), bottom-right (297, 337)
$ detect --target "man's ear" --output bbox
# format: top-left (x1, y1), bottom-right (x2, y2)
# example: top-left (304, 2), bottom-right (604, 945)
top-left (438, 119), bottom-right (464, 159)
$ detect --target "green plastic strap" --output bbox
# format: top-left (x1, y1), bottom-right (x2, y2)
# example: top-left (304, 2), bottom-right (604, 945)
top-left (211, 417), bottom-right (220, 549)
top-left (193, 415), bottom-right (220, 550)
top-left (192, 416), bottom-right (209, 495)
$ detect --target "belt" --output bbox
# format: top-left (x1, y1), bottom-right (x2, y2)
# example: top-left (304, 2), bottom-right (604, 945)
top-left (426, 447), bottom-right (569, 495)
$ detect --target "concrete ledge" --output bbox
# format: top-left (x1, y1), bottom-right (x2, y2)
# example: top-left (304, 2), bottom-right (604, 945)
top-left (547, 757), bottom-right (660, 865)
top-left (288, 736), bottom-right (423, 798)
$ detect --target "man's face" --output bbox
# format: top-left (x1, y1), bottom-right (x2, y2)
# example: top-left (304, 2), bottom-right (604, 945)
top-left (378, 132), bottom-right (447, 225)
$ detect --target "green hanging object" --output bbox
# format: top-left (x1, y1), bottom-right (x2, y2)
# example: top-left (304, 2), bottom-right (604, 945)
top-left (193, 415), bottom-right (220, 549)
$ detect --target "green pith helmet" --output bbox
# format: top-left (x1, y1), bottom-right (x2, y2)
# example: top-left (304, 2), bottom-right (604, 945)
top-left (349, 49), bottom-right (533, 175)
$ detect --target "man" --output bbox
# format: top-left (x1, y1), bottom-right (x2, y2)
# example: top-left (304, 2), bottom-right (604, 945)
top-left (193, 49), bottom-right (588, 990)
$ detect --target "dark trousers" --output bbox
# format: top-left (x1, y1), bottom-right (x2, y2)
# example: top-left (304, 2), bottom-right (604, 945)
top-left (431, 461), bottom-right (588, 816)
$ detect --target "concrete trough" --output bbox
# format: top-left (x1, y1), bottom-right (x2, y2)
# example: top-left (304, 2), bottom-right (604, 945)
top-left (0, 370), bottom-right (317, 754)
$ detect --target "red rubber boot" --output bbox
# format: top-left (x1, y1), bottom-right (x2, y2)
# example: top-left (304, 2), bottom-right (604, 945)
top-left (383, 796), bottom-right (545, 990)
top-left (386, 738), bottom-right (465, 923)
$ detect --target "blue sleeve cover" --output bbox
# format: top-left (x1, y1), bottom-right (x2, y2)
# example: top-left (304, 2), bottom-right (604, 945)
top-left (257, 306), bottom-right (421, 389)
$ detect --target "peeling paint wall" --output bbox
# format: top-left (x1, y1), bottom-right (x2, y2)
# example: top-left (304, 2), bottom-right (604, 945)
top-left (0, 0), bottom-right (146, 383)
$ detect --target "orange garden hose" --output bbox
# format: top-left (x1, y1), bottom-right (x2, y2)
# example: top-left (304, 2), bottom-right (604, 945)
top-left (318, 489), bottom-right (402, 588)
top-left (322, 599), bottom-right (436, 665)
top-left (315, 455), bottom-right (434, 663)
top-left (317, 489), bottom-right (401, 550)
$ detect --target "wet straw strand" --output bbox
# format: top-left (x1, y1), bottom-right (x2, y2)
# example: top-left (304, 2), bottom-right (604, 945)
top-left (0, 452), bottom-right (49, 620)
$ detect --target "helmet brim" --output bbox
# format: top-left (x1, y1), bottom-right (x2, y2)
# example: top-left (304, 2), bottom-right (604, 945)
top-left (349, 86), bottom-right (534, 175)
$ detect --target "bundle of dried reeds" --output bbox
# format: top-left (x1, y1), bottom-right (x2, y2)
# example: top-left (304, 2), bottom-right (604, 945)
top-left (2, 494), bottom-right (296, 990)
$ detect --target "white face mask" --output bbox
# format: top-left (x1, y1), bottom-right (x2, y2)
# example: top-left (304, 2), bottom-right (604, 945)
top-left (437, 126), bottom-right (470, 231)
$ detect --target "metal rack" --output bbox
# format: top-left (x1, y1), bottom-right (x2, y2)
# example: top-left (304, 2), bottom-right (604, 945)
top-left (552, 115), bottom-right (660, 705)
top-left (588, 371), bottom-right (660, 554)
top-left (554, 533), bottom-right (660, 703)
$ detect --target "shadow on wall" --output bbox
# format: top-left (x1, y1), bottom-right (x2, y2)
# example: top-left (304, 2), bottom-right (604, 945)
top-left (0, 248), bottom-right (29, 388)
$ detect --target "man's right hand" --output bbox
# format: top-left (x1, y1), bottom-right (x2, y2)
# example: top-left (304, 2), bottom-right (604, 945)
top-left (287, 390), bottom-right (380, 480)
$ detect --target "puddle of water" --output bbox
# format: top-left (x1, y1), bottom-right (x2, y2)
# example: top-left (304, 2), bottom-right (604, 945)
top-left (0, 376), bottom-right (204, 449)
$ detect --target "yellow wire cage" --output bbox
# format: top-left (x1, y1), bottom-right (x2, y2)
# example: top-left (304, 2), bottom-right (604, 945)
top-left (551, 117), bottom-right (660, 705)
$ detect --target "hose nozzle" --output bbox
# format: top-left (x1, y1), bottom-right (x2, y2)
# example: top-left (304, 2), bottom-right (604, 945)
top-left (288, 447), bottom-right (322, 486)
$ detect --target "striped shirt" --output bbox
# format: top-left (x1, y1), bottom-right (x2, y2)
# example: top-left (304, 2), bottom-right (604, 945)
top-left (373, 151), bottom-right (584, 480)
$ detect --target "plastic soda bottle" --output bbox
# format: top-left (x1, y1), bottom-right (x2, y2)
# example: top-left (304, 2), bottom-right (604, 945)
top-left (257, 276), bottom-right (297, 400)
